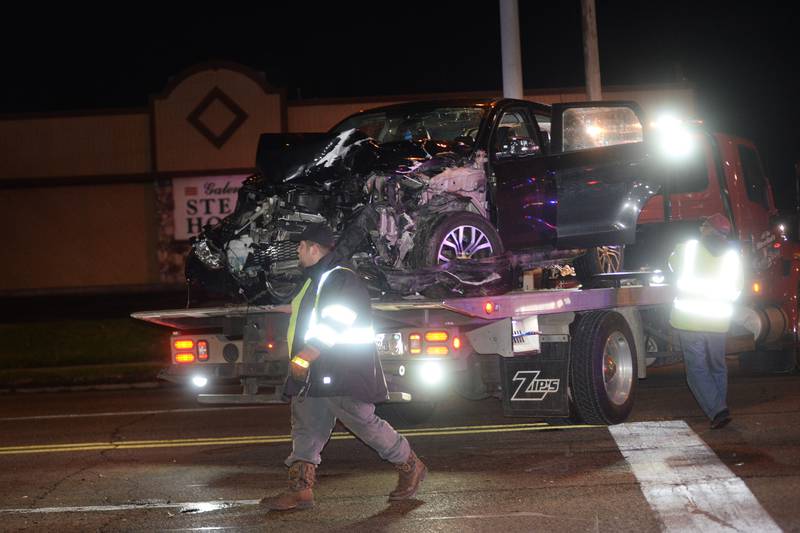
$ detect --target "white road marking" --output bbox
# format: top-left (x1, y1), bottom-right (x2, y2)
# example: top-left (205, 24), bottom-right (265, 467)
top-left (610, 420), bottom-right (781, 532)
top-left (0, 500), bottom-right (260, 514)
top-left (0, 406), bottom-right (267, 422)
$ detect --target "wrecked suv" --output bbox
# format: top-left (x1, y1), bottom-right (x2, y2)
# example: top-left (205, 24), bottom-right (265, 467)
top-left (186, 98), bottom-right (660, 304)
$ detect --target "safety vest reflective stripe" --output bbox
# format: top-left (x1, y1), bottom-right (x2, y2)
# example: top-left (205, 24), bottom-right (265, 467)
top-left (287, 278), bottom-right (312, 356)
top-left (673, 240), bottom-right (742, 321)
top-left (302, 266), bottom-right (376, 348)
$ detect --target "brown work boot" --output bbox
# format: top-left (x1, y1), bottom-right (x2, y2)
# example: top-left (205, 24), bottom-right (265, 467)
top-left (389, 450), bottom-right (427, 500)
top-left (261, 461), bottom-right (316, 511)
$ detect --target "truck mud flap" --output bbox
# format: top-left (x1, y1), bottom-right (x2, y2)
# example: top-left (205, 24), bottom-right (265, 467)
top-left (500, 342), bottom-right (570, 417)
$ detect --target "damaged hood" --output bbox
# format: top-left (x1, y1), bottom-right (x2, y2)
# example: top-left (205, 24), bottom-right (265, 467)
top-left (255, 129), bottom-right (470, 186)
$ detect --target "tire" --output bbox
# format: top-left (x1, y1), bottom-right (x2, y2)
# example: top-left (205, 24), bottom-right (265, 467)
top-left (574, 245), bottom-right (625, 283)
top-left (419, 212), bottom-right (503, 266)
top-left (570, 311), bottom-right (638, 424)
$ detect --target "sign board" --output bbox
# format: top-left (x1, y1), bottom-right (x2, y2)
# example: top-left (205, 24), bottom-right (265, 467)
top-left (172, 175), bottom-right (249, 240)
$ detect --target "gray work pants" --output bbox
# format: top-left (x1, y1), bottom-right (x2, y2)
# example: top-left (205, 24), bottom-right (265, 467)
top-left (285, 395), bottom-right (410, 467)
top-left (678, 330), bottom-right (728, 420)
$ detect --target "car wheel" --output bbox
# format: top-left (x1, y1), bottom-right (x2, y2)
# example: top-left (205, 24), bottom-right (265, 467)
top-left (570, 311), bottom-right (638, 425)
top-left (421, 212), bottom-right (504, 266)
top-left (574, 245), bottom-right (625, 283)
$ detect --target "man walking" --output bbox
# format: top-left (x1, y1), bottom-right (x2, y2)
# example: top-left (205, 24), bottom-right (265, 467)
top-left (262, 223), bottom-right (427, 511)
top-left (668, 213), bottom-right (743, 429)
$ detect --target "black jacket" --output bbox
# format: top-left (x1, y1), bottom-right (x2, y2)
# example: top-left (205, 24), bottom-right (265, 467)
top-left (283, 252), bottom-right (389, 404)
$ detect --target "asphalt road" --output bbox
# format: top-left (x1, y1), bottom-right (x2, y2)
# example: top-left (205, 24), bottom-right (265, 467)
top-left (0, 361), bottom-right (798, 532)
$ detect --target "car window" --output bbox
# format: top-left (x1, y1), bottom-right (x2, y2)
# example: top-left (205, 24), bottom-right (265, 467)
top-left (331, 106), bottom-right (486, 144)
top-left (561, 106), bottom-right (643, 152)
top-left (492, 108), bottom-right (540, 157)
top-left (738, 145), bottom-right (769, 208)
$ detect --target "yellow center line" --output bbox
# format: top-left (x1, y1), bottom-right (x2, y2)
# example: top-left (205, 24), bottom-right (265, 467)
top-left (0, 422), bottom-right (602, 456)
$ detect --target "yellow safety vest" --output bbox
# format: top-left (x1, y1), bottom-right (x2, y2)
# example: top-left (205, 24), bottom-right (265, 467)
top-left (669, 240), bottom-right (742, 333)
top-left (286, 266), bottom-right (356, 356)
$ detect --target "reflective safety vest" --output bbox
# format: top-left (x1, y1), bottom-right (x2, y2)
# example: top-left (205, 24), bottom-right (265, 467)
top-left (287, 266), bottom-right (375, 356)
top-left (669, 239), bottom-right (743, 333)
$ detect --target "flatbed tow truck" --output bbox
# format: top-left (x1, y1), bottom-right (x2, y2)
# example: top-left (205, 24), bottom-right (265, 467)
top-left (134, 274), bottom-right (681, 425)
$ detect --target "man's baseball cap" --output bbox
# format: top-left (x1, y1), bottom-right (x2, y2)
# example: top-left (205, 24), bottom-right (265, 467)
top-left (701, 213), bottom-right (732, 235)
top-left (297, 223), bottom-right (336, 248)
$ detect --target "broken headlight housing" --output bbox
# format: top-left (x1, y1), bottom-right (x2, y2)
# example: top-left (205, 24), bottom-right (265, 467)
top-left (193, 239), bottom-right (225, 270)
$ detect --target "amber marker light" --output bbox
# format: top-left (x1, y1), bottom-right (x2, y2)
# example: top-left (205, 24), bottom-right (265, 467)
top-left (484, 302), bottom-right (495, 314)
top-left (752, 282), bottom-right (762, 294)
top-left (425, 331), bottom-right (449, 342)
top-left (426, 346), bottom-right (449, 356)
top-left (453, 336), bottom-right (462, 350)
top-left (267, 342), bottom-right (275, 350)
top-left (174, 340), bottom-right (194, 350)
top-left (175, 353), bottom-right (195, 363)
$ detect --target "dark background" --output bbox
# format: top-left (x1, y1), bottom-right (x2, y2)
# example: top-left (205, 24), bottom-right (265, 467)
top-left (3, 1), bottom-right (798, 209)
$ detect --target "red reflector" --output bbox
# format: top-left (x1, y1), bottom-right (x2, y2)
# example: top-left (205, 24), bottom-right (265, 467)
top-left (586, 180), bottom-right (600, 186)
top-left (773, 242), bottom-right (782, 249)
top-left (453, 336), bottom-right (461, 350)
top-left (175, 353), bottom-right (195, 364)
top-left (197, 340), bottom-right (209, 361)
top-left (174, 340), bottom-right (194, 350)
top-left (425, 331), bottom-right (449, 342)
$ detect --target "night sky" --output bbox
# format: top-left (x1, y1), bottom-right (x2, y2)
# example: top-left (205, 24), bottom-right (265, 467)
top-left (3, 2), bottom-right (798, 209)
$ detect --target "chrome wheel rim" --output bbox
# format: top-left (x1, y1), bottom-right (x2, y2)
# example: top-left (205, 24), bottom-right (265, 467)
top-left (437, 225), bottom-right (495, 263)
top-left (603, 331), bottom-right (634, 406)
top-left (596, 246), bottom-right (623, 273)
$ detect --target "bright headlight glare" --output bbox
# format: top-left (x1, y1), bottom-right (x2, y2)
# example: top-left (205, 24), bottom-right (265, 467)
top-left (192, 375), bottom-right (208, 388)
top-left (653, 114), bottom-right (695, 159)
top-left (420, 362), bottom-right (443, 385)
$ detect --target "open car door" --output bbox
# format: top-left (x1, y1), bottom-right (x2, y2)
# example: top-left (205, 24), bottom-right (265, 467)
top-left (494, 101), bottom-right (660, 250)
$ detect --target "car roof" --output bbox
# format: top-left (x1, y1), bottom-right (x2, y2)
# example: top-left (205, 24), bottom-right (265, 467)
top-left (343, 97), bottom-right (551, 115)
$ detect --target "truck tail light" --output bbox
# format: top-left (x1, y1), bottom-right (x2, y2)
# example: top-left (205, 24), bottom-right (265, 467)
top-left (453, 336), bottom-right (461, 350)
top-left (425, 331), bottom-right (448, 342)
top-left (175, 353), bottom-right (195, 364)
top-left (197, 340), bottom-right (209, 361)
top-left (426, 346), bottom-right (449, 356)
top-left (174, 340), bottom-right (194, 350)
top-left (409, 333), bottom-right (422, 354)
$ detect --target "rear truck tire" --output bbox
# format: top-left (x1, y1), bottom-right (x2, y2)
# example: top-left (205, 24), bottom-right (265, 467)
top-left (570, 311), bottom-right (638, 425)
top-left (574, 245), bottom-right (625, 284)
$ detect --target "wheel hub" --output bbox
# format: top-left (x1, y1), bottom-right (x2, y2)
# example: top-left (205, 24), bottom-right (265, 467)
top-left (437, 225), bottom-right (494, 263)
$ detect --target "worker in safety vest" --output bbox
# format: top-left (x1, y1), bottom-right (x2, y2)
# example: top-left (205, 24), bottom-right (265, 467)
top-left (261, 223), bottom-right (427, 511)
top-left (668, 213), bottom-right (743, 429)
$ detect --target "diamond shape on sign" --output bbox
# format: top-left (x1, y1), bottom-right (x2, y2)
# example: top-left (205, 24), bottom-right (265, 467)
top-left (186, 87), bottom-right (249, 149)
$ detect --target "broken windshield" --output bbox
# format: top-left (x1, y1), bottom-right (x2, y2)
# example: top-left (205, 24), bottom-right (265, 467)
top-left (330, 106), bottom-right (487, 144)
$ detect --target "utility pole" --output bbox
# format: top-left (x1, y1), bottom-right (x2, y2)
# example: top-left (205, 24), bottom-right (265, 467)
top-left (500, 0), bottom-right (523, 99)
top-left (581, 0), bottom-right (602, 101)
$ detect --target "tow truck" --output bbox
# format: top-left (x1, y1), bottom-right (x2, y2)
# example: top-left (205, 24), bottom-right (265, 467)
top-left (132, 106), bottom-right (800, 426)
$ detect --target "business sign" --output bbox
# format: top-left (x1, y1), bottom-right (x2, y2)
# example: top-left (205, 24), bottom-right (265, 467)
top-left (172, 175), bottom-right (249, 240)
